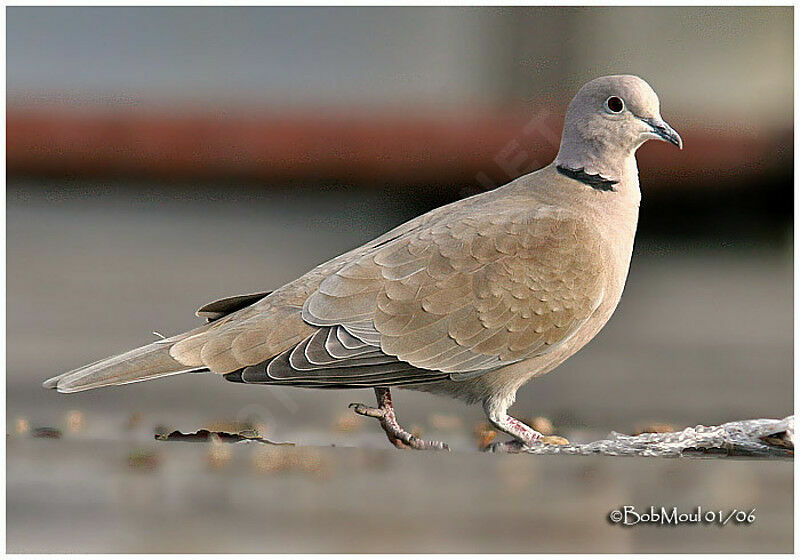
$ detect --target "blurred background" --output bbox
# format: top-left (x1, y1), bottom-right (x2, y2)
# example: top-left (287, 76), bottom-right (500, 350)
top-left (7, 6), bottom-right (792, 553)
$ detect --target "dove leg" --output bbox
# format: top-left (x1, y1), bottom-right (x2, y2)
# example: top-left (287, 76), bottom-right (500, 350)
top-left (482, 396), bottom-right (542, 452)
top-left (349, 387), bottom-right (449, 451)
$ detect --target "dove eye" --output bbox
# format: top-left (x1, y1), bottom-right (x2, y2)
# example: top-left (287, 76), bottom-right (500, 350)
top-left (605, 96), bottom-right (624, 113)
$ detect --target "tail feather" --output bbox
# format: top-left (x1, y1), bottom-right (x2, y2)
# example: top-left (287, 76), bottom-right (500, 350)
top-left (43, 338), bottom-right (207, 393)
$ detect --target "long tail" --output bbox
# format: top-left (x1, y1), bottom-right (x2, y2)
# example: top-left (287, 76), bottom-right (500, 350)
top-left (43, 334), bottom-right (207, 393)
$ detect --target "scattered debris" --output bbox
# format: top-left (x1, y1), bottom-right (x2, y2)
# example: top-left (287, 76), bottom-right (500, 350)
top-left (128, 449), bottom-right (160, 470)
top-left (155, 428), bottom-right (292, 446)
top-left (31, 427), bottom-right (62, 439)
top-left (204, 420), bottom-right (257, 434)
top-left (631, 422), bottom-right (677, 436)
top-left (540, 435), bottom-right (570, 446)
top-left (251, 446), bottom-right (330, 478)
top-left (521, 416), bottom-right (794, 458)
top-left (14, 418), bottom-right (30, 436)
top-left (251, 423), bottom-right (271, 439)
top-left (333, 412), bottom-right (363, 433)
top-left (474, 422), bottom-right (498, 449)
top-left (64, 410), bottom-right (86, 433)
top-left (153, 425), bottom-right (173, 439)
top-left (760, 430), bottom-right (793, 450)
top-left (206, 435), bottom-right (233, 469)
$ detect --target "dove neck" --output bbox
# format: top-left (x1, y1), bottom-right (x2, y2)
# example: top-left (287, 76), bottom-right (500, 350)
top-left (553, 139), bottom-right (635, 188)
top-left (553, 145), bottom-right (641, 213)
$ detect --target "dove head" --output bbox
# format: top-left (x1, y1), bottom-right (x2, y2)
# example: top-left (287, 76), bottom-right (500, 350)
top-left (555, 75), bottom-right (681, 185)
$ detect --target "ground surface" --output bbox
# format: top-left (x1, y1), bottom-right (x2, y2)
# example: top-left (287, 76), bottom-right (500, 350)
top-left (7, 436), bottom-right (792, 553)
top-left (7, 182), bottom-right (793, 552)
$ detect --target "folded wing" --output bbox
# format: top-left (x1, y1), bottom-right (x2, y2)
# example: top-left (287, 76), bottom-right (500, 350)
top-left (302, 206), bottom-right (607, 382)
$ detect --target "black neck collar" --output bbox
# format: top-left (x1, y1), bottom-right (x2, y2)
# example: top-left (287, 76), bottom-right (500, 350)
top-left (556, 165), bottom-right (618, 192)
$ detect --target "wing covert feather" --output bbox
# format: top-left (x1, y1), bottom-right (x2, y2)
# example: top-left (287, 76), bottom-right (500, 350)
top-left (304, 206), bottom-right (607, 377)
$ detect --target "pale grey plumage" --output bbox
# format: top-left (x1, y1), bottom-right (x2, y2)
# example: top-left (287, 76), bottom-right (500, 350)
top-left (43, 75), bottom-right (681, 449)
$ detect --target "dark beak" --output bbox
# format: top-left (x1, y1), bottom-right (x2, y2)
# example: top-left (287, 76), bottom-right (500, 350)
top-left (642, 117), bottom-right (683, 150)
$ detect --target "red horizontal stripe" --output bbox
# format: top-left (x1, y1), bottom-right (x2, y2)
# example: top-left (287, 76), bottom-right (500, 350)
top-left (7, 107), bottom-right (789, 188)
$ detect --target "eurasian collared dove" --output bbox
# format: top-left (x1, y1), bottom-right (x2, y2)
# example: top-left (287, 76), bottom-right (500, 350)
top-left (44, 75), bottom-right (682, 451)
